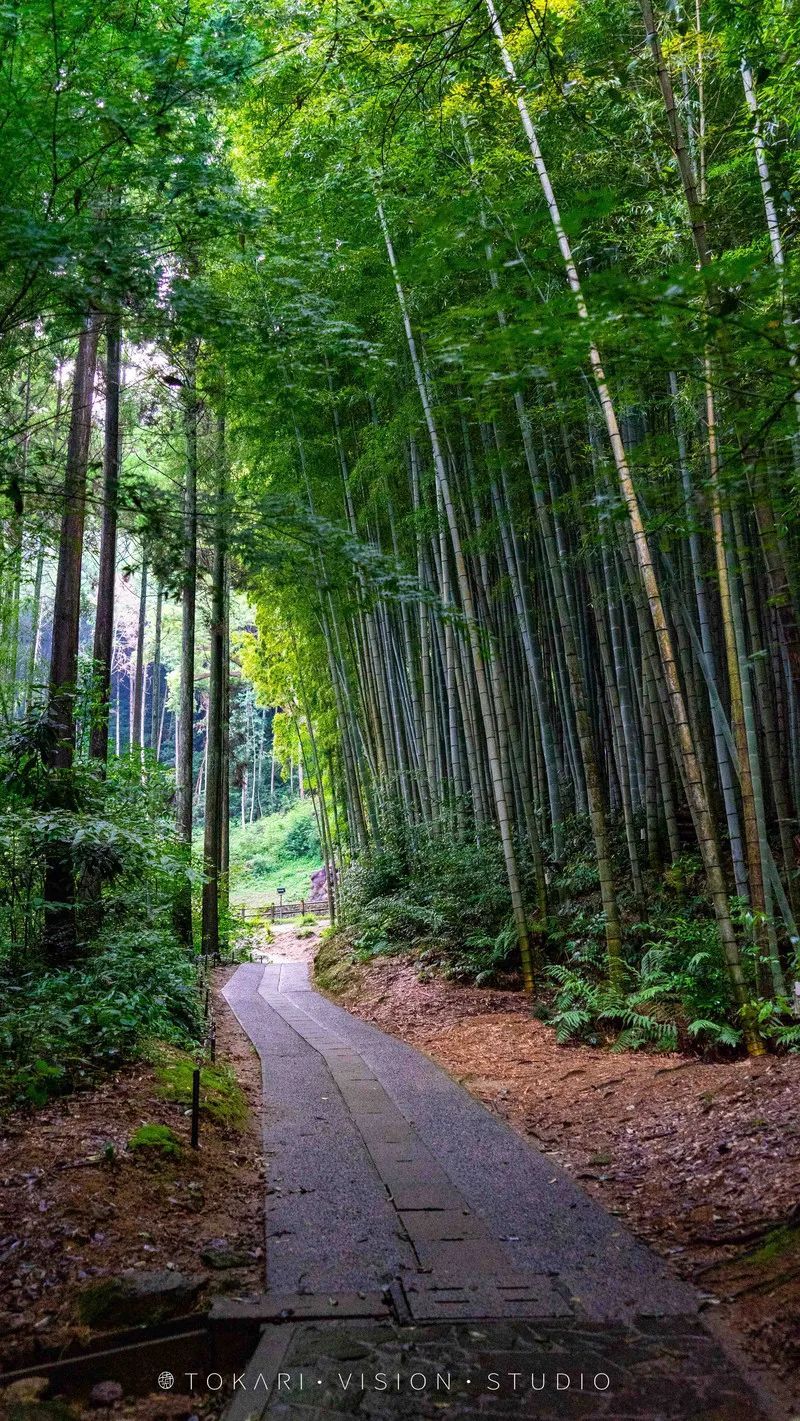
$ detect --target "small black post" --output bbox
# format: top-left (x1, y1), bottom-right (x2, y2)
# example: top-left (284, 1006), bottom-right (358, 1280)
top-left (204, 988), bottom-right (210, 1020)
top-left (210, 1024), bottom-right (216, 1062)
top-left (191, 1067), bottom-right (201, 1149)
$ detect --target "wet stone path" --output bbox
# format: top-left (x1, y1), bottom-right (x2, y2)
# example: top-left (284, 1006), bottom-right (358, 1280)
top-left (221, 957), bottom-right (773, 1419)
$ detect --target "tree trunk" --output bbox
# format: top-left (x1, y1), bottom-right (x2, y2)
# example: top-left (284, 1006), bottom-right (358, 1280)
top-left (149, 583), bottom-right (162, 752)
top-left (47, 311), bottom-right (100, 768)
top-left (43, 311), bottom-right (100, 961)
top-left (201, 414), bottom-right (227, 960)
top-left (175, 343), bottom-right (199, 949)
top-left (89, 318), bottom-right (122, 762)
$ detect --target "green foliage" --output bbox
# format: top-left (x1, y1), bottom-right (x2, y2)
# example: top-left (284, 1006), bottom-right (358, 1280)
top-left (0, 929), bottom-right (202, 1110)
top-left (128, 1123), bottom-right (182, 1157)
top-left (632, 915), bottom-right (741, 1046)
top-left (351, 896), bottom-right (442, 958)
top-left (547, 964), bottom-right (679, 1052)
top-left (338, 803), bottom-right (516, 977)
top-left (771, 1021), bottom-right (800, 1050)
top-left (228, 800), bottom-right (322, 906)
top-left (0, 724), bottom-right (192, 964)
top-left (0, 725), bottom-right (202, 1111)
top-left (544, 907), bottom-right (800, 1053)
top-left (0, 0), bottom-right (257, 339)
top-left (284, 814), bottom-right (318, 858)
top-left (247, 912), bottom-right (274, 943)
top-left (430, 921), bottom-right (519, 987)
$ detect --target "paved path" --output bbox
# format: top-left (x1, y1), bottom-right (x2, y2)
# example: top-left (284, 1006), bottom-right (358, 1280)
top-left (221, 956), bottom-right (773, 1419)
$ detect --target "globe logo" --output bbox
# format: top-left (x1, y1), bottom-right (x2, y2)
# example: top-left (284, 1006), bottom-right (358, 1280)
top-left (158, 1372), bottom-right (175, 1390)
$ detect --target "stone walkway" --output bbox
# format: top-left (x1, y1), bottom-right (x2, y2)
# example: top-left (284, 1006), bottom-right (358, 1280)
top-left (221, 957), bottom-right (774, 1419)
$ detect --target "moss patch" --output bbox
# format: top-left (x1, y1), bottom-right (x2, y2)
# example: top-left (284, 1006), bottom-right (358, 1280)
top-left (75, 1277), bottom-right (129, 1327)
top-left (154, 1049), bottom-right (247, 1129)
top-left (748, 1221), bottom-right (800, 1269)
top-left (314, 931), bottom-right (361, 997)
top-left (128, 1122), bottom-right (181, 1156)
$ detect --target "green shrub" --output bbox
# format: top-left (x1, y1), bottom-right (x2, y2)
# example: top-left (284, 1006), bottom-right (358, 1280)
top-left (544, 909), bottom-right (796, 1053)
top-left (0, 718), bottom-right (207, 1112)
top-left (284, 815), bottom-right (319, 857)
top-left (631, 914), bottom-right (740, 1046)
top-left (547, 964), bottom-right (680, 1051)
top-left (431, 921), bottom-right (518, 985)
top-left (352, 896), bottom-right (442, 957)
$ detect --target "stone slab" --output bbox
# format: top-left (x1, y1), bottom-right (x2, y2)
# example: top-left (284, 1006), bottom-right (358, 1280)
top-left (211, 1294), bottom-right (392, 1323)
top-left (281, 980), bottom-right (700, 1321)
top-left (397, 1209), bottom-right (485, 1242)
top-left (256, 1317), bottom-right (771, 1418)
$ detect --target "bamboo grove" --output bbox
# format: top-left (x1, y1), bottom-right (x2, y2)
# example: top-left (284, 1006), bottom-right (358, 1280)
top-left (2, 0), bottom-right (800, 1055)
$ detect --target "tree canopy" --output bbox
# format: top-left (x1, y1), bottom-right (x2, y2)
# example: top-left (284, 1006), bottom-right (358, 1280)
top-left (2, 0), bottom-right (800, 1067)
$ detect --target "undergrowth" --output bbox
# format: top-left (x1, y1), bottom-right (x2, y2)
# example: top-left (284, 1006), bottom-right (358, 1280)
top-left (337, 801), bottom-right (511, 979)
top-left (0, 721), bottom-right (203, 1111)
top-left (228, 800), bottom-right (322, 905)
top-left (0, 930), bottom-right (202, 1110)
top-left (330, 804), bottom-right (800, 1056)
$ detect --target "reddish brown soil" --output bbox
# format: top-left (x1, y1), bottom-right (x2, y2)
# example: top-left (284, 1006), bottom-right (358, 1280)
top-left (0, 968), bottom-right (263, 1394)
top-left (331, 954), bottom-right (800, 1413)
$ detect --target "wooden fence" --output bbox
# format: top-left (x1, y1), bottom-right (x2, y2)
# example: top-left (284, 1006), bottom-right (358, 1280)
top-left (240, 899), bottom-right (329, 923)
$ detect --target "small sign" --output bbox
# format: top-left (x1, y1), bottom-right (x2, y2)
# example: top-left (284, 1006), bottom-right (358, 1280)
top-left (277, 887), bottom-right (286, 896)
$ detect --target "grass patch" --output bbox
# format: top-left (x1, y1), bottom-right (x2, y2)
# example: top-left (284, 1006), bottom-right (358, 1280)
top-left (154, 1049), bottom-right (247, 1129)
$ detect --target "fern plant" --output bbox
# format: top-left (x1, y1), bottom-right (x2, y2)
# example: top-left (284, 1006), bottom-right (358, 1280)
top-left (547, 963), bottom-right (680, 1050)
top-left (546, 911), bottom-right (753, 1052)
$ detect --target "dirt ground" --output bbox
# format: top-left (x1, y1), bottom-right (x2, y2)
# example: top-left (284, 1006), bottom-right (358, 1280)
top-left (327, 949), bottom-right (800, 1415)
top-left (0, 967), bottom-right (264, 1400)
